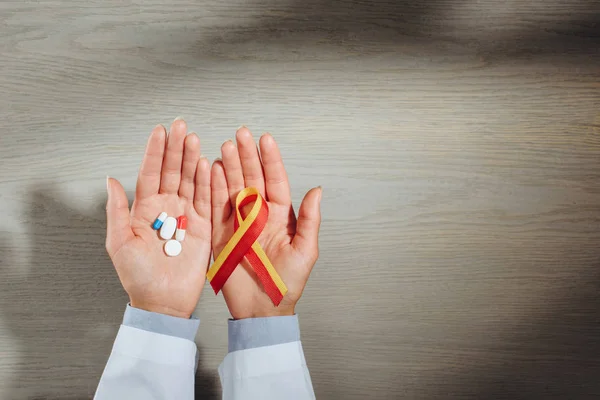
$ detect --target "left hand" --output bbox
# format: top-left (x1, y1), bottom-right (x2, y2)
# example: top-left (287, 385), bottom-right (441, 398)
top-left (105, 119), bottom-right (212, 318)
top-left (211, 127), bottom-right (322, 319)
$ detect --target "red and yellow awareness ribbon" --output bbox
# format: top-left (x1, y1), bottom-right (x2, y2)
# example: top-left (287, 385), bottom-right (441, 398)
top-left (206, 187), bottom-right (288, 306)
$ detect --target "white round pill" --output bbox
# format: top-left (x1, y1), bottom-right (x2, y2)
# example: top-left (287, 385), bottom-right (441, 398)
top-left (164, 239), bottom-right (182, 257)
top-left (159, 216), bottom-right (177, 240)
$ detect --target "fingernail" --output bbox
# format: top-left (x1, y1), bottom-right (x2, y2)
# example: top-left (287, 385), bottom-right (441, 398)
top-left (174, 116), bottom-right (184, 122)
top-left (237, 125), bottom-right (247, 130)
top-left (317, 186), bottom-right (323, 201)
top-left (214, 157), bottom-right (222, 162)
top-left (106, 176), bottom-right (111, 192)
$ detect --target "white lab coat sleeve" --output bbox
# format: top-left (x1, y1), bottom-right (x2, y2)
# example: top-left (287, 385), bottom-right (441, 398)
top-left (95, 324), bottom-right (197, 400)
top-left (219, 315), bottom-right (315, 400)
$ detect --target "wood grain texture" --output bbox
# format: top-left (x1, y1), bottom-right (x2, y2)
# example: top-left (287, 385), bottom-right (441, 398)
top-left (1, 0), bottom-right (599, 398)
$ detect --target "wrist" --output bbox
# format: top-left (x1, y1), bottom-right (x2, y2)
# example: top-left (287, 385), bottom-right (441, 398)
top-left (130, 299), bottom-right (192, 319)
top-left (232, 305), bottom-right (295, 320)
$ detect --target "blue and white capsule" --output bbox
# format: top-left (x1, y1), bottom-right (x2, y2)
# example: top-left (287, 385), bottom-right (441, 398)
top-left (152, 212), bottom-right (168, 230)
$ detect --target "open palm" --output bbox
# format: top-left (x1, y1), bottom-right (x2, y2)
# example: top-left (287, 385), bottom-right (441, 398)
top-left (211, 127), bottom-right (322, 319)
top-left (106, 120), bottom-right (211, 318)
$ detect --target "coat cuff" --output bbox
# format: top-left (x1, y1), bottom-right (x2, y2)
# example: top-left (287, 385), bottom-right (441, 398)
top-left (228, 315), bottom-right (301, 353)
top-left (122, 304), bottom-right (200, 342)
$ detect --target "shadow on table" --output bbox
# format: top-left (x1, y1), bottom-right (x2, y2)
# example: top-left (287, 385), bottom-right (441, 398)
top-left (468, 270), bottom-right (600, 399)
top-left (199, 0), bottom-right (599, 61)
top-left (0, 186), bottom-right (216, 399)
top-left (402, 265), bottom-right (600, 399)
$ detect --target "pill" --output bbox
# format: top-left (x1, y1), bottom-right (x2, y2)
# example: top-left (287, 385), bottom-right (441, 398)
top-left (159, 216), bottom-right (177, 240)
top-left (164, 239), bottom-right (182, 257)
top-left (152, 212), bottom-right (168, 230)
top-left (175, 215), bottom-right (187, 242)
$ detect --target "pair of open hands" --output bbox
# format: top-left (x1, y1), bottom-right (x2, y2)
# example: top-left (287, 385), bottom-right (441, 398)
top-left (105, 119), bottom-right (322, 320)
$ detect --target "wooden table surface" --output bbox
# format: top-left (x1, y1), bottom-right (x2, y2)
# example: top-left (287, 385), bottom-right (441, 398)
top-left (1, 0), bottom-right (599, 398)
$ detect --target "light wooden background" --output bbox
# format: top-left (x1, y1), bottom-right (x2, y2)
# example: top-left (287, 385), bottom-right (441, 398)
top-left (1, 0), bottom-right (599, 399)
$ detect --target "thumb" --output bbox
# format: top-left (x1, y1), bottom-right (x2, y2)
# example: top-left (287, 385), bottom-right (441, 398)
top-left (292, 186), bottom-right (322, 260)
top-left (106, 176), bottom-right (134, 257)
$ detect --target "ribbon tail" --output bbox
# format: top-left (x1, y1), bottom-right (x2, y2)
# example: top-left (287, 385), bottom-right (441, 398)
top-left (247, 242), bottom-right (288, 306)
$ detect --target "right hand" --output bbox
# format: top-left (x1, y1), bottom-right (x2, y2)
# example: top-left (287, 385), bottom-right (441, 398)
top-left (210, 127), bottom-right (322, 319)
top-left (106, 120), bottom-right (212, 319)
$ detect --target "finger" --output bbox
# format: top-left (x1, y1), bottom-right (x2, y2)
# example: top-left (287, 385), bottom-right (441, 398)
top-left (259, 133), bottom-right (291, 206)
top-left (179, 132), bottom-right (201, 201)
top-left (211, 160), bottom-right (232, 224)
top-left (292, 187), bottom-right (322, 261)
top-left (136, 124), bottom-right (167, 200)
top-left (236, 127), bottom-right (265, 197)
top-left (159, 118), bottom-right (187, 194)
top-left (221, 140), bottom-right (245, 206)
top-left (194, 157), bottom-right (211, 220)
top-left (106, 177), bottom-right (135, 257)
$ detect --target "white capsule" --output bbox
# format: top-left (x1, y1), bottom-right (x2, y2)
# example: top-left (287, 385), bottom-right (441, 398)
top-left (175, 229), bottom-right (186, 241)
top-left (164, 239), bottom-right (182, 257)
top-left (159, 216), bottom-right (177, 240)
